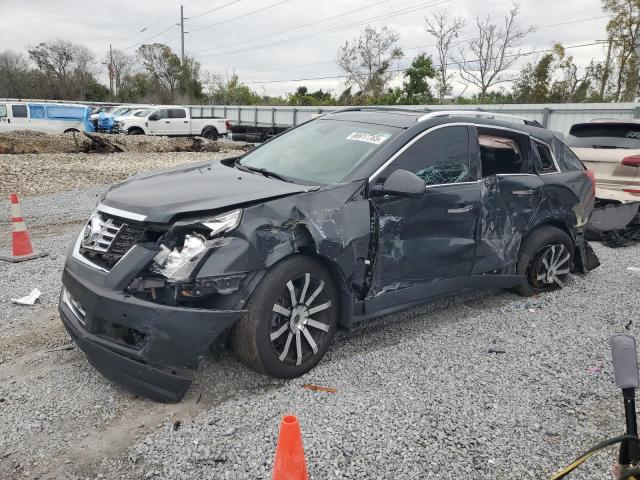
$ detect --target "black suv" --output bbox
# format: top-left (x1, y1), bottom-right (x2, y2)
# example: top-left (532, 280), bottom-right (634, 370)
top-left (59, 108), bottom-right (598, 402)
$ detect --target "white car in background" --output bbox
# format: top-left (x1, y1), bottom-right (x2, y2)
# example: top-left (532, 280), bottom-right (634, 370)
top-left (116, 105), bottom-right (230, 139)
top-left (566, 119), bottom-right (640, 202)
top-left (0, 101), bottom-right (93, 134)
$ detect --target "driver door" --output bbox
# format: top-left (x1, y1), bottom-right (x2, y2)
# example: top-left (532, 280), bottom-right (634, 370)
top-left (147, 109), bottom-right (171, 135)
top-left (367, 125), bottom-right (482, 311)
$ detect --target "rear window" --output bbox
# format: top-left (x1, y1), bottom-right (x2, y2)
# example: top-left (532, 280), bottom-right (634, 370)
top-left (533, 140), bottom-right (557, 173)
top-left (566, 123), bottom-right (640, 149)
top-left (479, 134), bottom-right (525, 176)
top-left (169, 108), bottom-right (186, 119)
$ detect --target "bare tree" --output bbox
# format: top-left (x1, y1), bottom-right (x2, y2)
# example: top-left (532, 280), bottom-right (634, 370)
top-left (454, 3), bottom-right (533, 99)
top-left (28, 39), bottom-right (97, 99)
top-left (336, 26), bottom-right (403, 99)
top-left (425, 9), bottom-right (465, 100)
top-left (0, 51), bottom-right (30, 97)
top-left (105, 49), bottom-right (138, 95)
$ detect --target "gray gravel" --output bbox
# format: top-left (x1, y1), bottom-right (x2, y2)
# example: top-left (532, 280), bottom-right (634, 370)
top-left (1, 177), bottom-right (639, 479)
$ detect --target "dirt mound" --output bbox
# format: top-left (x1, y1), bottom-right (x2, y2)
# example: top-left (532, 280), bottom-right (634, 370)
top-left (0, 130), bottom-right (252, 154)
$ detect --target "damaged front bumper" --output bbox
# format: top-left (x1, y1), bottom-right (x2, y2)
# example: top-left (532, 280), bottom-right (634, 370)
top-left (59, 244), bottom-right (244, 402)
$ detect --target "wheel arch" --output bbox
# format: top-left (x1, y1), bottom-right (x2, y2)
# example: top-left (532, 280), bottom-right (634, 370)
top-left (201, 125), bottom-right (219, 135)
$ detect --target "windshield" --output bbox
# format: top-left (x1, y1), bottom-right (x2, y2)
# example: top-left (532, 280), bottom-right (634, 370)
top-left (566, 123), bottom-right (640, 149)
top-left (134, 108), bottom-right (152, 117)
top-left (239, 119), bottom-right (399, 184)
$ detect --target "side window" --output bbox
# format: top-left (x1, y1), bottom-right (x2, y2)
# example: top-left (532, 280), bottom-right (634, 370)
top-left (11, 105), bottom-right (28, 118)
top-left (154, 109), bottom-right (169, 120)
top-left (0, 105), bottom-right (6, 117)
top-left (533, 141), bottom-right (557, 173)
top-left (29, 105), bottom-right (45, 119)
top-left (562, 145), bottom-right (585, 171)
top-left (384, 126), bottom-right (470, 186)
top-left (478, 133), bottom-right (525, 177)
top-left (169, 108), bottom-right (186, 119)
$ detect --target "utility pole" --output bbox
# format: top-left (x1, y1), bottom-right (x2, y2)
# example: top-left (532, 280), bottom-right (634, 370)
top-left (600, 37), bottom-right (613, 100)
top-left (180, 5), bottom-right (185, 64)
top-left (109, 43), bottom-right (114, 97)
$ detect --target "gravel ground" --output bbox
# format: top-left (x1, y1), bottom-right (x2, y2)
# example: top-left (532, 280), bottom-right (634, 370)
top-left (0, 151), bottom-right (241, 198)
top-left (1, 161), bottom-right (639, 479)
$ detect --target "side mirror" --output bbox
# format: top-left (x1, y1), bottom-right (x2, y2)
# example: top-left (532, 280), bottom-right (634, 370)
top-left (148, 114), bottom-right (158, 121)
top-left (610, 334), bottom-right (639, 390)
top-left (372, 169), bottom-right (425, 198)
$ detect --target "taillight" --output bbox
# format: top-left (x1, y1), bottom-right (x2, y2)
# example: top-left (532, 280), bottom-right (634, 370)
top-left (623, 189), bottom-right (640, 196)
top-left (622, 155), bottom-right (640, 167)
top-left (224, 120), bottom-right (232, 130)
top-left (584, 169), bottom-right (596, 197)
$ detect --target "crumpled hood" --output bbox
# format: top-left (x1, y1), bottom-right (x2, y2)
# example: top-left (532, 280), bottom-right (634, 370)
top-left (101, 161), bottom-right (313, 223)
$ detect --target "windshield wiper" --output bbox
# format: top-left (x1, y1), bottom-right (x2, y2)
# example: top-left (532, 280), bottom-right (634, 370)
top-left (235, 161), bottom-right (292, 182)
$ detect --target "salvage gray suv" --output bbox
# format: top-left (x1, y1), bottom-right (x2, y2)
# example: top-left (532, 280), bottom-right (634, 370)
top-left (59, 108), bottom-right (598, 402)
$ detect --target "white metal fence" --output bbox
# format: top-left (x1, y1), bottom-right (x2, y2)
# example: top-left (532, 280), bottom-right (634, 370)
top-left (198, 103), bottom-right (640, 135)
top-left (3, 99), bottom-right (639, 134)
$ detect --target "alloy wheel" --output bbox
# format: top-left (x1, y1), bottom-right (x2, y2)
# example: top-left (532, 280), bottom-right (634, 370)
top-left (531, 243), bottom-right (571, 289)
top-left (269, 272), bottom-right (333, 366)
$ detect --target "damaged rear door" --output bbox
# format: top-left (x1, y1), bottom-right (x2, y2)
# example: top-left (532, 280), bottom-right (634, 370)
top-left (366, 125), bottom-right (481, 311)
top-left (472, 127), bottom-right (544, 274)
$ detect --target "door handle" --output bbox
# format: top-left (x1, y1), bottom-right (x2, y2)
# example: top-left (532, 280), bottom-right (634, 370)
top-left (512, 189), bottom-right (535, 196)
top-left (183, 121), bottom-right (188, 123)
top-left (165, 120), bottom-right (170, 123)
top-left (447, 205), bottom-right (473, 214)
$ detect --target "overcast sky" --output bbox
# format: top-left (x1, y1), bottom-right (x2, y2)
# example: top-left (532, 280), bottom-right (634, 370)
top-left (0, 0), bottom-right (610, 97)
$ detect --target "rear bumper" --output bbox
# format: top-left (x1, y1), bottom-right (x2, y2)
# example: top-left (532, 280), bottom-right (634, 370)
top-left (59, 243), bottom-right (244, 402)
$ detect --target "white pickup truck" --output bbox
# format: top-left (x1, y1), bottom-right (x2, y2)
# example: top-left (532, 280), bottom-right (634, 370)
top-left (115, 106), bottom-right (230, 140)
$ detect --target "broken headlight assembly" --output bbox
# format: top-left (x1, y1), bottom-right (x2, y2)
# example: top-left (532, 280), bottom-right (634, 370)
top-left (149, 209), bottom-right (242, 282)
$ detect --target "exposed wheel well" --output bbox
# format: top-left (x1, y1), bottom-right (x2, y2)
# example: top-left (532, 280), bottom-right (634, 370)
top-left (64, 128), bottom-right (80, 133)
top-left (128, 127), bottom-right (144, 134)
top-left (201, 126), bottom-right (218, 134)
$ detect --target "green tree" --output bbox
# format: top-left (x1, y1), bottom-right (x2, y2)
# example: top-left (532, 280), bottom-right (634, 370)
top-left (602, 0), bottom-right (640, 101)
top-left (402, 53), bottom-right (436, 104)
top-left (336, 26), bottom-right (403, 99)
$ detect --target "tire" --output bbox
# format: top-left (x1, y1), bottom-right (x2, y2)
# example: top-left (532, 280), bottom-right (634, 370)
top-left (202, 128), bottom-right (218, 141)
top-left (128, 128), bottom-right (143, 135)
top-left (512, 226), bottom-right (574, 297)
top-left (64, 128), bottom-right (79, 134)
top-left (231, 256), bottom-right (338, 378)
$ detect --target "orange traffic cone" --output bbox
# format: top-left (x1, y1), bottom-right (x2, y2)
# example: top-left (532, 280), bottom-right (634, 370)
top-left (273, 415), bottom-right (309, 480)
top-left (0, 193), bottom-right (48, 262)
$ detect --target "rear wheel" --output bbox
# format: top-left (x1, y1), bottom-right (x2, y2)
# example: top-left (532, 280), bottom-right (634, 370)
top-left (128, 128), bottom-right (143, 135)
top-left (513, 226), bottom-right (574, 297)
top-left (231, 256), bottom-right (338, 378)
top-left (202, 128), bottom-right (218, 141)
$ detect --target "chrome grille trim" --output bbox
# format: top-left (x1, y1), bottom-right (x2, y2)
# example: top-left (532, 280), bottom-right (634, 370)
top-left (98, 204), bottom-right (147, 222)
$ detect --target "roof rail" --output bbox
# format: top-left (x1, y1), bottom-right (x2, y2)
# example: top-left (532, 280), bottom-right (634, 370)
top-left (417, 110), bottom-right (542, 127)
top-left (331, 106), bottom-right (429, 114)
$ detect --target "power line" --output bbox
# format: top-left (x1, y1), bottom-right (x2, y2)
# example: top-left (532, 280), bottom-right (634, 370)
top-left (192, 0), bottom-right (397, 54)
top-left (122, 23), bottom-right (179, 51)
top-left (240, 41), bottom-right (608, 84)
top-left (186, 0), bottom-right (243, 20)
top-left (188, 0), bottom-right (294, 34)
top-left (196, 0), bottom-right (451, 58)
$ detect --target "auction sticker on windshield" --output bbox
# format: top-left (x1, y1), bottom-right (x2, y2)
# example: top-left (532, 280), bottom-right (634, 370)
top-left (346, 132), bottom-right (390, 145)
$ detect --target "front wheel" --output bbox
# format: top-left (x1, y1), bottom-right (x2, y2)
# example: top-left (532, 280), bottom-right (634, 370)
top-left (513, 226), bottom-right (574, 297)
top-left (231, 256), bottom-right (338, 378)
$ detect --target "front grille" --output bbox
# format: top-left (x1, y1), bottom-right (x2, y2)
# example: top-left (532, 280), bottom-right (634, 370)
top-left (79, 212), bottom-right (163, 270)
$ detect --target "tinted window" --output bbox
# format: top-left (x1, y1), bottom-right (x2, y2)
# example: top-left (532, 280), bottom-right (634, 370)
top-left (0, 105), bottom-right (6, 117)
top-left (153, 109), bottom-right (169, 120)
top-left (534, 141), bottom-right (556, 173)
top-left (479, 134), bottom-right (525, 176)
top-left (240, 119), bottom-right (398, 184)
top-left (385, 126), bottom-right (470, 185)
top-left (169, 108), bottom-right (186, 119)
top-left (565, 123), bottom-right (640, 149)
top-left (12, 105), bottom-right (28, 118)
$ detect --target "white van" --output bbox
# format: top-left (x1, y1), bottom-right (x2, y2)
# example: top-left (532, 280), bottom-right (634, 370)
top-left (0, 101), bottom-right (94, 134)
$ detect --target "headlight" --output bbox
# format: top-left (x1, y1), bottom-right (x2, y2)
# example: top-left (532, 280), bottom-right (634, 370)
top-left (200, 209), bottom-right (242, 237)
top-left (149, 209), bottom-right (241, 281)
